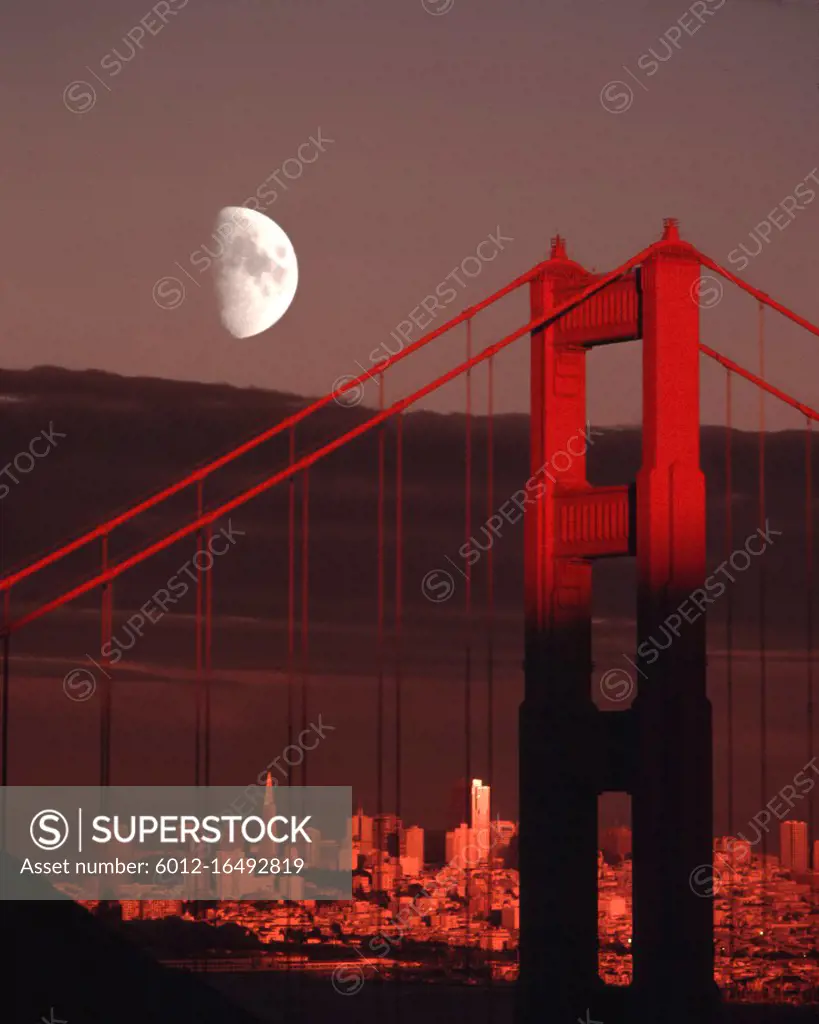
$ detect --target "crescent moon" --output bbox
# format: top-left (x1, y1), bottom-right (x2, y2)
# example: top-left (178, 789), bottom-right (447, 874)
top-left (213, 207), bottom-right (299, 339)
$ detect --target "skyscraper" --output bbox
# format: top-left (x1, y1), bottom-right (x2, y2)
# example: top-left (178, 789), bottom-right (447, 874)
top-left (471, 778), bottom-right (490, 841)
top-left (780, 820), bottom-right (809, 873)
top-left (446, 822), bottom-right (481, 868)
top-left (444, 782), bottom-right (493, 868)
top-left (404, 825), bottom-right (424, 866)
top-left (352, 807), bottom-right (374, 854)
top-left (251, 771), bottom-right (279, 862)
top-left (263, 770), bottom-right (276, 813)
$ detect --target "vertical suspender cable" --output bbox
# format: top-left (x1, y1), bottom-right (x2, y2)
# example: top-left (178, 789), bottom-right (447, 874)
top-left (286, 426), bottom-right (297, 994)
top-left (725, 368), bottom-right (735, 987)
top-left (99, 537), bottom-right (113, 905)
top-left (757, 303), bottom-right (769, 975)
top-left (204, 523), bottom-right (213, 787)
top-left (465, 318), bottom-right (474, 794)
top-left (806, 421), bottom-right (815, 878)
top-left (465, 317), bottom-right (474, 779)
top-left (0, 594), bottom-right (8, 899)
top-left (464, 317), bottom-right (477, 974)
top-left (486, 352), bottom-right (495, 1015)
top-left (464, 319), bottom-right (473, 973)
top-left (394, 409), bottom-right (404, 1001)
top-left (100, 535), bottom-right (112, 788)
top-left (288, 427), bottom-right (296, 783)
top-left (192, 484), bottom-right (205, 924)
top-left (394, 411), bottom-right (404, 836)
top-left (201, 517), bottom-right (214, 945)
top-left (301, 469), bottom-right (310, 788)
top-left (195, 482), bottom-right (204, 787)
top-left (0, 511), bottom-right (5, 789)
top-left (0, 476), bottom-right (7, 896)
top-left (374, 374), bottom-right (386, 1000)
top-left (297, 452), bottom-right (310, 1011)
top-left (1, 593), bottom-right (8, 788)
top-left (377, 373), bottom-right (386, 929)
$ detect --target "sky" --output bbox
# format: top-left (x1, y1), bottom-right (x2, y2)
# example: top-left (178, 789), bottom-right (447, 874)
top-left (2, 0), bottom-right (818, 429)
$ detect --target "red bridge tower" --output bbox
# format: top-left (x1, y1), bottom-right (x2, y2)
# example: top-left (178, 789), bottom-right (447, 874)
top-left (518, 220), bottom-right (718, 1024)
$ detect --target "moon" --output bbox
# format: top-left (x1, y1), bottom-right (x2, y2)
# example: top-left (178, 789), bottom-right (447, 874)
top-left (213, 207), bottom-right (298, 338)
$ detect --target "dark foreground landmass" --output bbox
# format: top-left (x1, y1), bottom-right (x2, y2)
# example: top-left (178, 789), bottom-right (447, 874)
top-left (5, 877), bottom-right (816, 1024)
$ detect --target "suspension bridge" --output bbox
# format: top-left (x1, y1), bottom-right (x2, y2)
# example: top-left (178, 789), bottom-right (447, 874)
top-left (2, 219), bottom-right (817, 1024)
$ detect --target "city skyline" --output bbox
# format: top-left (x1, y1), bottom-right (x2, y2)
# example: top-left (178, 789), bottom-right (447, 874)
top-left (73, 813), bottom-right (819, 1005)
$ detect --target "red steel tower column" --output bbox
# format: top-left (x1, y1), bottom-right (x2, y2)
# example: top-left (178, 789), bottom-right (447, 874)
top-left (519, 236), bottom-right (599, 1021)
top-left (519, 236), bottom-right (639, 1023)
top-left (631, 222), bottom-right (718, 1021)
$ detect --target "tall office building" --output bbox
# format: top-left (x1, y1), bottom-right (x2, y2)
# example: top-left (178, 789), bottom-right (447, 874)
top-left (446, 822), bottom-right (484, 869)
top-left (339, 814), bottom-right (355, 871)
top-left (446, 823), bottom-right (470, 866)
top-left (780, 820), bottom-right (809, 873)
top-left (250, 771), bottom-right (280, 862)
top-left (470, 778), bottom-right (489, 835)
top-left (444, 783), bottom-right (493, 869)
top-left (405, 825), bottom-right (424, 865)
top-left (352, 807), bottom-right (374, 854)
top-left (471, 779), bottom-right (491, 863)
